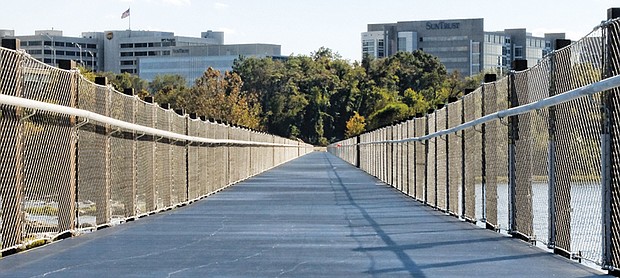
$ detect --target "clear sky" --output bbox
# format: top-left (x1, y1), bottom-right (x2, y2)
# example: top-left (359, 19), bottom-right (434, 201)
top-left (1, 0), bottom-right (618, 62)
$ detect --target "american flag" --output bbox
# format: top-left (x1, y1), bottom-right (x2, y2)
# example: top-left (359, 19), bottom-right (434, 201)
top-left (121, 8), bottom-right (130, 19)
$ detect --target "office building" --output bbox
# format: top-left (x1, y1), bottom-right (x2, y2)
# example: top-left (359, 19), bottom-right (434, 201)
top-left (362, 18), bottom-right (565, 76)
top-left (2, 29), bottom-right (281, 83)
top-left (81, 30), bottom-right (224, 74)
top-left (138, 43), bottom-right (281, 84)
top-left (2, 29), bottom-right (102, 71)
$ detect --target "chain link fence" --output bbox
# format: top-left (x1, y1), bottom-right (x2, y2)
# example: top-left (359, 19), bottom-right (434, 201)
top-left (0, 45), bottom-right (312, 255)
top-left (329, 16), bottom-right (620, 271)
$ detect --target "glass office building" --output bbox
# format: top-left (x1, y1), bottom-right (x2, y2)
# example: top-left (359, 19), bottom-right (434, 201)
top-left (3, 29), bottom-right (281, 82)
top-left (362, 18), bottom-right (565, 76)
top-left (138, 44), bottom-right (281, 84)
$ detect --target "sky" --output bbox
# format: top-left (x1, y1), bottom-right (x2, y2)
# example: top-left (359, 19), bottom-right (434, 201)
top-left (1, 0), bottom-right (618, 62)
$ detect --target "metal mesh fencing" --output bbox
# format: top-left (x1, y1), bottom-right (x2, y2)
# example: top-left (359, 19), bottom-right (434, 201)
top-left (187, 117), bottom-right (207, 200)
top-left (512, 66), bottom-right (550, 241)
top-left (20, 57), bottom-right (75, 242)
top-left (553, 26), bottom-right (604, 263)
top-left (0, 48), bottom-right (22, 250)
top-left (407, 120), bottom-right (415, 197)
top-left (436, 107), bottom-right (448, 211)
top-left (76, 79), bottom-right (108, 228)
top-left (447, 101), bottom-right (462, 216)
top-left (463, 88), bottom-right (482, 222)
top-left (155, 107), bottom-right (172, 208)
top-left (327, 16), bottom-right (620, 271)
top-left (109, 92), bottom-right (136, 221)
top-left (608, 19), bottom-right (620, 269)
top-left (394, 124), bottom-right (401, 191)
top-left (427, 113), bottom-right (437, 207)
top-left (0, 45), bottom-right (311, 254)
top-left (415, 117), bottom-right (426, 202)
top-left (483, 79), bottom-right (509, 230)
top-left (170, 113), bottom-right (187, 205)
top-left (135, 101), bottom-right (155, 215)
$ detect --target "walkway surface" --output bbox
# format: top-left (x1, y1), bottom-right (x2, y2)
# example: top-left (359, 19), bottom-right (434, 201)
top-left (0, 152), bottom-right (608, 277)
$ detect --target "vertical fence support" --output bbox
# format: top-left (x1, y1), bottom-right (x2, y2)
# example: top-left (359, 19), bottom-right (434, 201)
top-left (58, 60), bottom-right (78, 234)
top-left (508, 67), bottom-right (519, 233)
top-left (95, 77), bottom-right (110, 226)
top-left (461, 90), bottom-right (470, 217)
top-left (482, 74), bottom-right (496, 227)
top-left (547, 44), bottom-right (558, 250)
top-left (548, 39), bottom-right (572, 250)
top-left (123, 88), bottom-right (137, 216)
top-left (603, 7), bottom-right (620, 270)
top-left (0, 39), bottom-right (23, 255)
top-left (143, 96), bottom-right (157, 213)
top-left (424, 113), bottom-right (429, 204)
top-left (356, 135), bottom-right (361, 168)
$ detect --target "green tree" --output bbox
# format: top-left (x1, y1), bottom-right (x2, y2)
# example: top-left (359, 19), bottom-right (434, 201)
top-left (345, 111), bottom-right (366, 138)
top-left (148, 74), bottom-right (188, 95)
top-left (185, 68), bottom-right (262, 129)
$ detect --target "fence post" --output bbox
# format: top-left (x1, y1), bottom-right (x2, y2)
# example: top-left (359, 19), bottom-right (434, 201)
top-left (603, 7), bottom-right (620, 270)
top-left (93, 76), bottom-right (111, 226)
top-left (57, 60), bottom-right (78, 234)
top-left (547, 39), bottom-right (572, 251)
top-left (460, 90), bottom-right (470, 217)
top-left (508, 60), bottom-right (526, 234)
top-left (0, 38), bottom-right (24, 255)
top-left (482, 74), bottom-right (496, 225)
top-left (356, 135), bottom-right (361, 168)
top-left (143, 96), bottom-right (157, 212)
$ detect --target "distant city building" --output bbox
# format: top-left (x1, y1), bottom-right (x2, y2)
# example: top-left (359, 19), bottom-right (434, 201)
top-left (362, 18), bottom-right (565, 76)
top-left (81, 30), bottom-right (224, 75)
top-left (1, 29), bottom-right (281, 83)
top-left (1, 29), bottom-right (102, 71)
top-left (137, 43), bottom-right (282, 84)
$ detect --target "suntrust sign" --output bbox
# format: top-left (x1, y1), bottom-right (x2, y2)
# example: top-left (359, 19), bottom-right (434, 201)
top-left (426, 22), bottom-right (460, 30)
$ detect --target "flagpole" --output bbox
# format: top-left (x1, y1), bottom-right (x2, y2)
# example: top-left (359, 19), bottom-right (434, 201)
top-left (128, 6), bottom-right (131, 31)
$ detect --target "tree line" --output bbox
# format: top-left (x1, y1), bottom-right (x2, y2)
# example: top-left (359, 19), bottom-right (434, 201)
top-left (83, 47), bottom-right (484, 146)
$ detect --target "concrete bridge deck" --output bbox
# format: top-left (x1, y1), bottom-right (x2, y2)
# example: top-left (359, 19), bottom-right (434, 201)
top-left (0, 152), bottom-right (607, 277)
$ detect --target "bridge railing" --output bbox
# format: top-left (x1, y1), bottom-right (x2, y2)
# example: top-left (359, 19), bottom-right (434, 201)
top-left (0, 43), bottom-right (313, 256)
top-left (329, 13), bottom-right (620, 271)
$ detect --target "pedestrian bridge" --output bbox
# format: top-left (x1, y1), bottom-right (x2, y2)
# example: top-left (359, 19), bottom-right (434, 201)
top-left (0, 152), bottom-right (605, 277)
top-left (3, 8), bottom-right (620, 278)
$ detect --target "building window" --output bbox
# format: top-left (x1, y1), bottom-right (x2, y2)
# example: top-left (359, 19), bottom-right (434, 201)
top-left (471, 41), bottom-right (480, 54)
top-left (135, 51), bottom-right (147, 57)
top-left (20, 41), bottom-right (27, 47)
top-left (27, 49), bottom-right (42, 55)
top-left (121, 43), bottom-right (133, 48)
top-left (419, 37), bottom-right (423, 42)
top-left (148, 51), bottom-right (158, 56)
top-left (87, 44), bottom-right (97, 49)
top-left (44, 49), bottom-right (52, 55)
top-left (66, 51), bottom-right (76, 56)
top-left (44, 41), bottom-right (52, 46)
top-left (56, 50), bottom-right (65, 55)
top-left (44, 58), bottom-right (52, 63)
top-left (162, 50), bottom-right (171, 55)
top-left (121, 52), bottom-right (134, 57)
top-left (135, 43), bottom-right (147, 48)
top-left (514, 46), bottom-right (523, 58)
top-left (121, 60), bottom-right (134, 66)
top-left (120, 69), bottom-right (134, 74)
top-left (29, 41), bottom-right (42, 46)
top-left (398, 37), bottom-right (407, 52)
top-left (55, 41), bottom-right (65, 47)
